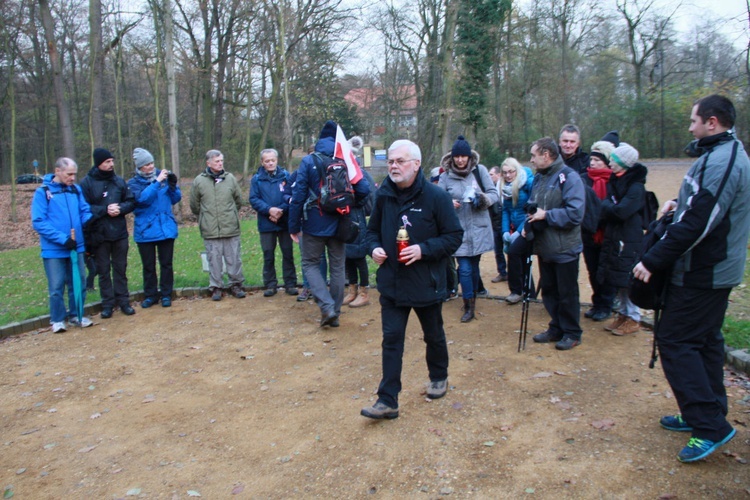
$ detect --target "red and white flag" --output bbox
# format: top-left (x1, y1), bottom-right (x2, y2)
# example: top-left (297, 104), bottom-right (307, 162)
top-left (334, 125), bottom-right (363, 184)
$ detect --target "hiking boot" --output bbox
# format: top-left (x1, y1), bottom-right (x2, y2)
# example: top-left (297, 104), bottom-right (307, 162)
top-left (505, 293), bottom-right (522, 304)
top-left (533, 330), bottom-right (563, 343)
top-left (604, 314), bottom-right (626, 332)
top-left (120, 304), bottom-right (136, 316)
top-left (476, 289), bottom-right (489, 298)
top-left (263, 287), bottom-right (277, 297)
top-left (211, 287), bottom-right (222, 301)
top-left (660, 414), bottom-right (693, 432)
top-left (445, 289), bottom-right (458, 302)
top-left (491, 273), bottom-right (508, 283)
top-left (141, 297), bottom-right (157, 308)
top-left (297, 287), bottom-right (311, 302)
top-left (69, 317), bottom-right (93, 328)
top-left (161, 296), bottom-right (172, 307)
top-left (591, 310), bottom-right (611, 322)
top-left (320, 310), bottom-right (339, 327)
top-left (612, 317), bottom-right (640, 336)
top-left (584, 307), bottom-right (596, 318)
top-left (349, 288), bottom-right (370, 308)
top-left (52, 321), bottom-right (67, 334)
top-left (677, 428), bottom-right (736, 463)
top-left (343, 285), bottom-right (358, 305)
top-left (360, 401), bottom-right (399, 420)
top-left (230, 284), bottom-right (246, 298)
top-left (426, 379), bottom-right (448, 399)
top-left (460, 298), bottom-right (475, 323)
top-left (101, 307), bottom-right (113, 319)
top-left (285, 286), bottom-right (299, 296)
top-left (555, 337), bottom-right (581, 350)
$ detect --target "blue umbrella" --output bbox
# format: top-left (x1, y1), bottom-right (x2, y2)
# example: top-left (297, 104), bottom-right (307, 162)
top-left (70, 229), bottom-right (84, 325)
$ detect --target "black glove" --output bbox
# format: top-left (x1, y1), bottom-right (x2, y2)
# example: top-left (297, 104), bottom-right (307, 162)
top-left (167, 172), bottom-right (178, 187)
top-left (64, 238), bottom-right (77, 250)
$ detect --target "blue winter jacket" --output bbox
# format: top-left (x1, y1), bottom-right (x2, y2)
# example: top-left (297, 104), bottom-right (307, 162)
top-left (31, 174), bottom-right (93, 258)
top-left (249, 166), bottom-right (291, 233)
top-left (501, 166), bottom-right (534, 234)
top-left (127, 170), bottom-right (181, 243)
top-left (288, 136), bottom-right (370, 237)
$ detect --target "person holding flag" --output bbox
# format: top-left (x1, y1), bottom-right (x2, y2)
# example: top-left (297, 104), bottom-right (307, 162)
top-left (31, 157), bottom-right (94, 333)
top-left (289, 120), bottom-right (370, 327)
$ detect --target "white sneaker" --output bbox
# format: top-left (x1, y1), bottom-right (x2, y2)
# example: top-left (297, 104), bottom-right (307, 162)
top-left (52, 322), bottom-right (67, 334)
top-left (69, 317), bottom-right (93, 328)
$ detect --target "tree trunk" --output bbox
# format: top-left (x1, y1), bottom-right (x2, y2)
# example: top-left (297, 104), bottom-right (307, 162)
top-left (437, 0), bottom-right (458, 157)
top-left (164, 0), bottom-right (180, 178)
top-left (38, 0), bottom-right (75, 158)
top-left (89, 0), bottom-right (104, 150)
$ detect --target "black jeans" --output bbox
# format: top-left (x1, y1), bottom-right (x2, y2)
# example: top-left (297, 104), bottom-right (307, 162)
top-left (493, 223), bottom-right (507, 276)
top-left (137, 239), bottom-right (175, 300)
top-left (508, 236), bottom-right (533, 296)
top-left (539, 258), bottom-right (582, 340)
top-left (260, 230), bottom-right (297, 289)
top-left (657, 286), bottom-right (733, 442)
top-left (346, 257), bottom-right (369, 287)
top-left (582, 243), bottom-right (615, 312)
top-left (377, 295), bottom-right (449, 408)
top-left (95, 237), bottom-right (130, 308)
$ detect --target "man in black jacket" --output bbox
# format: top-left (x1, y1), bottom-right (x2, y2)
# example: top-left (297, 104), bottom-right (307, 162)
top-left (80, 148), bottom-right (136, 318)
top-left (559, 124), bottom-right (590, 174)
top-left (360, 140), bottom-right (463, 419)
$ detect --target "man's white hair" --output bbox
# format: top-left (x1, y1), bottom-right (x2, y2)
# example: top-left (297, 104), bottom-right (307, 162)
top-left (388, 140), bottom-right (421, 161)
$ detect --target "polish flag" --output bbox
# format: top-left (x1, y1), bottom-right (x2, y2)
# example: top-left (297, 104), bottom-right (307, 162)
top-left (334, 125), bottom-right (363, 184)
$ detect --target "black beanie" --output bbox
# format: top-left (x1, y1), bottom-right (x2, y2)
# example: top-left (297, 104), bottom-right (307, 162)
top-left (93, 148), bottom-right (114, 168)
top-left (600, 130), bottom-right (620, 147)
top-left (451, 135), bottom-right (472, 157)
top-left (319, 120), bottom-right (338, 140)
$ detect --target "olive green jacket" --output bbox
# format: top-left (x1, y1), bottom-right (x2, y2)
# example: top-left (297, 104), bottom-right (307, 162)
top-left (190, 169), bottom-right (242, 239)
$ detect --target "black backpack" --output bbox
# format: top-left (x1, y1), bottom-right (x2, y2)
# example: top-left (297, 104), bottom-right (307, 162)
top-left (641, 190), bottom-right (659, 231)
top-left (311, 153), bottom-right (355, 215)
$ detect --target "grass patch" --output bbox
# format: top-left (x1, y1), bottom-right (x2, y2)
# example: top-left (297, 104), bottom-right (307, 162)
top-left (723, 316), bottom-right (750, 350)
top-left (0, 221), bottom-right (293, 326)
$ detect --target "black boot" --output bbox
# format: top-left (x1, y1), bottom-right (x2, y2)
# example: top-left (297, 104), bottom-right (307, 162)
top-left (461, 298), bottom-right (475, 323)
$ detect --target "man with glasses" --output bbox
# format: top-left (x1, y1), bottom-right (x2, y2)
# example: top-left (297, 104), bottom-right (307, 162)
top-left (360, 140), bottom-right (463, 419)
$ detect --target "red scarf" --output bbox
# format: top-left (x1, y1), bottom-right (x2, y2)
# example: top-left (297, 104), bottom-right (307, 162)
top-left (586, 167), bottom-right (611, 245)
top-left (587, 167), bottom-right (611, 200)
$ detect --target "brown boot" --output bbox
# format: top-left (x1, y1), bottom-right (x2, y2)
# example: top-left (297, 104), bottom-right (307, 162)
top-left (604, 313), bottom-right (626, 332)
top-left (343, 285), bottom-right (358, 306)
top-left (460, 298), bottom-right (475, 323)
top-left (349, 288), bottom-right (370, 307)
top-left (612, 317), bottom-right (640, 336)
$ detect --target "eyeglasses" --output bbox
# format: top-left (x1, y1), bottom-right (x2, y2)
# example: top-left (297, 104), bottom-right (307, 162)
top-left (501, 170), bottom-right (516, 175)
top-left (387, 158), bottom-right (414, 167)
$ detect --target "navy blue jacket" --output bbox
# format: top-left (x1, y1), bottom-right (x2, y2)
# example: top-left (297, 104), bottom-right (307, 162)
top-left (249, 166), bottom-right (291, 233)
top-left (366, 173), bottom-right (463, 307)
top-left (288, 136), bottom-right (370, 236)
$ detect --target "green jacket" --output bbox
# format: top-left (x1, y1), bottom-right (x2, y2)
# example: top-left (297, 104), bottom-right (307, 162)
top-left (190, 169), bottom-right (242, 239)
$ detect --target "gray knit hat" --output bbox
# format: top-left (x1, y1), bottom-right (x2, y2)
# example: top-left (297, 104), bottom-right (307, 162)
top-left (610, 143), bottom-right (639, 169)
top-left (133, 148), bottom-right (155, 170)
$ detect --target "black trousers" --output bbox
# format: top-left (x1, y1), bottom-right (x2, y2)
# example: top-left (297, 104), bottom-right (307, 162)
top-left (539, 258), bottom-right (582, 340)
top-left (346, 257), bottom-right (369, 287)
top-left (137, 239), bottom-right (175, 300)
top-left (508, 236), bottom-right (531, 296)
top-left (260, 230), bottom-right (297, 289)
top-left (657, 285), bottom-right (733, 442)
top-left (377, 296), bottom-right (449, 408)
top-left (95, 237), bottom-right (130, 308)
top-left (582, 243), bottom-right (615, 312)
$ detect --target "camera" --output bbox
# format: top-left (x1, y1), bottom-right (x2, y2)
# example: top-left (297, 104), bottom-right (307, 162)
top-left (524, 202), bottom-right (543, 241)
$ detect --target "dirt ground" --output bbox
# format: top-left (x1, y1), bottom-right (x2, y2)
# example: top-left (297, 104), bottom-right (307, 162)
top-left (1, 162), bottom-right (749, 498)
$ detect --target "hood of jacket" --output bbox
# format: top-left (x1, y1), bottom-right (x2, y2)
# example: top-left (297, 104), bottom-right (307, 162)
top-left (440, 150), bottom-right (480, 177)
top-left (314, 136), bottom-right (335, 157)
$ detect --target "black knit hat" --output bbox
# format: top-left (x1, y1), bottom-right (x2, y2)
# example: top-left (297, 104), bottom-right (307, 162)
top-left (93, 148), bottom-right (114, 168)
top-left (451, 135), bottom-right (472, 157)
top-left (600, 130), bottom-right (620, 147)
top-left (319, 120), bottom-right (338, 140)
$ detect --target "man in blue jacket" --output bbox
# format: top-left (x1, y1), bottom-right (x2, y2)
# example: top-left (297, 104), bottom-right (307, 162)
top-left (289, 121), bottom-right (370, 327)
top-left (360, 140), bottom-right (463, 419)
top-left (633, 95), bottom-right (750, 463)
top-left (31, 158), bottom-right (94, 333)
top-left (250, 148), bottom-right (298, 297)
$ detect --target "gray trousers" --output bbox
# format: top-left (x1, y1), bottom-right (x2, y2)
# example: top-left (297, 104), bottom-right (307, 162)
top-left (301, 234), bottom-right (344, 317)
top-left (204, 236), bottom-right (244, 289)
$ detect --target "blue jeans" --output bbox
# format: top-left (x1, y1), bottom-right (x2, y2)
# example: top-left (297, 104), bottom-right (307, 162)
top-left (43, 254), bottom-right (87, 323)
top-left (456, 255), bottom-right (481, 299)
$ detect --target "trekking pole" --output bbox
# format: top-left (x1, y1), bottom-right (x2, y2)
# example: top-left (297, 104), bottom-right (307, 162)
top-left (518, 251), bottom-right (533, 352)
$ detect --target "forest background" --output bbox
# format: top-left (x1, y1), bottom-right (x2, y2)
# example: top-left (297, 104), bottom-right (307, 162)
top-left (0, 0), bottom-right (748, 206)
